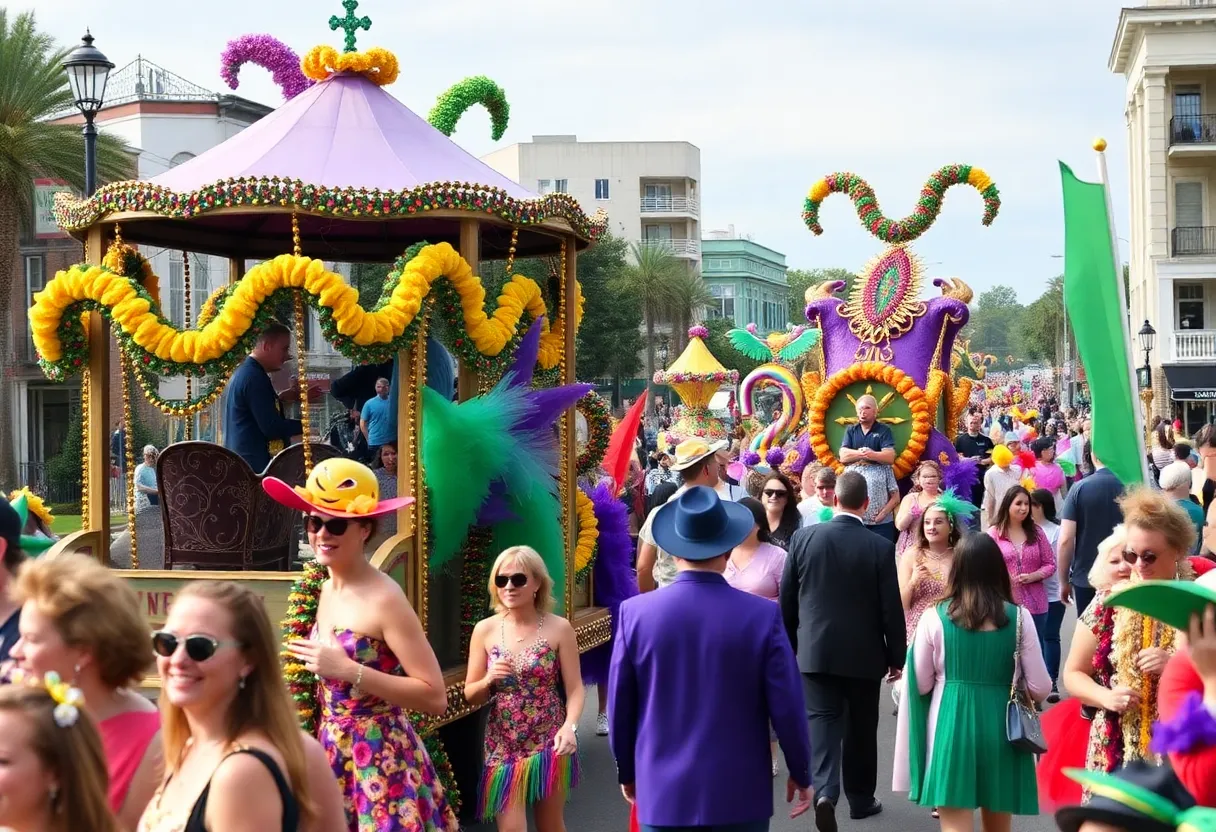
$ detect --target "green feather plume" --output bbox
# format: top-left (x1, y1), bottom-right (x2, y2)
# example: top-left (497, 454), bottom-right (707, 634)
top-left (727, 328), bottom-right (772, 362)
top-left (817, 505), bottom-right (834, 523)
top-left (421, 383), bottom-right (531, 570)
top-left (778, 328), bottom-right (821, 362)
top-left (932, 487), bottom-right (978, 522)
top-left (488, 479), bottom-right (567, 608)
top-left (428, 76), bottom-right (511, 141)
top-left (1058, 459), bottom-right (1076, 477)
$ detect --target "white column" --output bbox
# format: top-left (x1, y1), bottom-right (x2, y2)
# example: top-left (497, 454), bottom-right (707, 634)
top-left (1145, 69), bottom-right (1170, 263)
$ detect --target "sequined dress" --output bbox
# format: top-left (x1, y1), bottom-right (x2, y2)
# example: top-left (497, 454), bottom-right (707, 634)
top-left (316, 628), bottom-right (458, 832)
top-left (478, 617), bottom-right (580, 820)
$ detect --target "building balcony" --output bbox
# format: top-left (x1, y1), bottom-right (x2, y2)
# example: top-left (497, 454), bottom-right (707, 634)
top-left (639, 238), bottom-right (700, 259)
top-left (1170, 115), bottom-right (1216, 155)
top-left (639, 196), bottom-right (699, 217)
top-left (1172, 329), bottom-right (1216, 362)
top-left (1171, 226), bottom-right (1216, 256)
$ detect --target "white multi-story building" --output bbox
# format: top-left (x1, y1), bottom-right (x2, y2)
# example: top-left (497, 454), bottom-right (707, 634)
top-left (1111, 0), bottom-right (1216, 434)
top-left (481, 135), bottom-right (702, 265)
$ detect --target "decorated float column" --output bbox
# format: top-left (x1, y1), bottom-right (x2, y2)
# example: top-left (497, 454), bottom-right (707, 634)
top-left (653, 325), bottom-right (738, 446)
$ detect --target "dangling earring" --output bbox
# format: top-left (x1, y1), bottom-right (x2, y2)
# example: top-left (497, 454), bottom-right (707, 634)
top-left (72, 663), bottom-right (81, 684)
top-left (48, 784), bottom-right (59, 806)
top-left (238, 675), bottom-right (247, 690)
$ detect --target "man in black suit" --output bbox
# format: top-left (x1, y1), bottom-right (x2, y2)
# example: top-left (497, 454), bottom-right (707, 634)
top-left (779, 470), bottom-right (906, 832)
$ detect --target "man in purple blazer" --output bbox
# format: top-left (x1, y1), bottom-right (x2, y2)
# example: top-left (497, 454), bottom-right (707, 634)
top-left (608, 486), bottom-right (813, 831)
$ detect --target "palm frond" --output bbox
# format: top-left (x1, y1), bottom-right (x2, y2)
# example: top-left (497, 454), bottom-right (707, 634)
top-left (727, 328), bottom-right (771, 361)
top-left (777, 327), bottom-right (821, 362)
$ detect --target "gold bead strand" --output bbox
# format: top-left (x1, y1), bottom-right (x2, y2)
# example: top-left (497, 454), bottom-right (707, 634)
top-left (182, 252), bottom-right (193, 441)
top-left (291, 213), bottom-right (302, 258)
top-left (121, 354), bottom-right (138, 569)
top-left (506, 226), bottom-right (518, 277)
top-left (293, 289), bottom-right (313, 475)
top-left (556, 238), bottom-right (571, 612)
top-left (79, 367), bottom-right (90, 521)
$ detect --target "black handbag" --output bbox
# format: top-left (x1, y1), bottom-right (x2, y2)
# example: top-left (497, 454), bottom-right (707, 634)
top-left (1006, 607), bottom-right (1047, 754)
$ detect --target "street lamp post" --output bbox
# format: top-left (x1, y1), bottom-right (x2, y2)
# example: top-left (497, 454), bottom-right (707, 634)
top-left (62, 31), bottom-right (114, 196)
top-left (1137, 320), bottom-right (1157, 445)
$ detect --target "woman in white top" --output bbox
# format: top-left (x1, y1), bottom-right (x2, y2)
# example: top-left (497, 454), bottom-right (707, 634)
top-left (133, 446), bottom-right (159, 511)
top-left (1030, 488), bottom-right (1065, 703)
top-left (1151, 423), bottom-right (1176, 475)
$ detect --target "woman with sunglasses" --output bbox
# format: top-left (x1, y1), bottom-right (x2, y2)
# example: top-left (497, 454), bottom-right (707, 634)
top-left (1062, 488), bottom-right (1197, 782)
top-left (758, 472), bottom-right (800, 551)
top-left (269, 458), bottom-right (457, 831)
top-left (7, 552), bottom-right (161, 831)
top-left (464, 546), bottom-right (583, 831)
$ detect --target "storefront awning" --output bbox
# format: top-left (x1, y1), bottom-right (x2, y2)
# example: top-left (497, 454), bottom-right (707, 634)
top-left (1164, 365), bottom-right (1216, 401)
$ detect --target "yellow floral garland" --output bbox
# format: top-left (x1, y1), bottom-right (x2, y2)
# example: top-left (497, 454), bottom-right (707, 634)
top-left (573, 489), bottom-right (599, 575)
top-left (301, 44), bottom-right (399, 87)
top-left (30, 242), bottom-right (581, 370)
top-left (807, 362), bottom-right (932, 480)
top-left (101, 240), bottom-right (160, 310)
top-left (9, 487), bottom-right (53, 528)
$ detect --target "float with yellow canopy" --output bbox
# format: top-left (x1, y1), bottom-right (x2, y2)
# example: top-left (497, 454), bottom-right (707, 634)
top-left (652, 325), bottom-right (739, 446)
top-left (28, 3), bottom-right (616, 815)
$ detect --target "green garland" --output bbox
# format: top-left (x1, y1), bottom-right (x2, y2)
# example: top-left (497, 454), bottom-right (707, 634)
top-left (281, 559), bottom-right (327, 734)
top-left (801, 164), bottom-right (1000, 244)
top-left (575, 391), bottom-right (611, 479)
top-left (50, 177), bottom-right (607, 241)
top-left (415, 716), bottom-right (462, 816)
top-left (428, 77), bottom-right (510, 141)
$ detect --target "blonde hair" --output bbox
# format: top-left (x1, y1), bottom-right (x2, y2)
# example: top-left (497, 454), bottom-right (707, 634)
top-left (487, 546), bottom-right (555, 615)
top-left (0, 684), bottom-right (120, 832)
top-left (159, 582), bottom-right (313, 826)
top-left (1088, 524), bottom-right (1128, 590)
top-left (12, 553), bottom-right (152, 689)
top-left (1119, 486), bottom-right (1197, 559)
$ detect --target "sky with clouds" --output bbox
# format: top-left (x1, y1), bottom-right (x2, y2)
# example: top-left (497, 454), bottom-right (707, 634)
top-left (30, 0), bottom-right (1132, 302)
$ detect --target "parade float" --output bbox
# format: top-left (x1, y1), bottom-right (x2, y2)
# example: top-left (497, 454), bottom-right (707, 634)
top-left (652, 324), bottom-right (738, 445)
top-left (29, 3), bottom-right (619, 814)
top-left (729, 166), bottom-right (1005, 488)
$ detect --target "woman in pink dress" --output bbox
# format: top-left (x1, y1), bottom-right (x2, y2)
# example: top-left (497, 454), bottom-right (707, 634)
top-left (895, 461), bottom-right (944, 558)
top-left (897, 491), bottom-right (973, 646)
top-left (725, 498), bottom-right (788, 602)
top-left (986, 485), bottom-right (1056, 652)
top-left (7, 552), bottom-right (161, 830)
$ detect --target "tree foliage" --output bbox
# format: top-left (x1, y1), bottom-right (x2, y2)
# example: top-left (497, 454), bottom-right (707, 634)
top-left (704, 318), bottom-right (763, 379)
top-left (574, 234), bottom-right (643, 396)
top-left (963, 284), bottom-right (1025, 365)
top-left (786, 267), bottom-right (856, 324)
top-left (1019, 275), bottom-right (1065, 364)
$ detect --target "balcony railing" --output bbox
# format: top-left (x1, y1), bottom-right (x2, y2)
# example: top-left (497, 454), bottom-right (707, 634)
top-left (1171, 115), bottom-right (1216, 145)
top-left (1171, 226), bottom-right (1216, 256)
top-left (639, 196), bottom-right (699, 215)
top-left (639, 238), bottom-right (700, 257)
top-left (1172, 330), bottom-right (1216, 362)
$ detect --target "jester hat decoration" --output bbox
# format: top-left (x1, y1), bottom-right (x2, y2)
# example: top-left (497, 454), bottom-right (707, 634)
top-left (1057, 764), bottom-right (1216, 832)
top-left (262, 457), bottom-right (413, 519)
top-left (930, 488), bottom-right (978, 524)
top-left (10, 490), bottom-right (56, 554)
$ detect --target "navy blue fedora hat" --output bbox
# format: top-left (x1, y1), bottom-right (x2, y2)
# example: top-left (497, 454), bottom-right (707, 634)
top-left (651, 485), bottom-right (755, 561)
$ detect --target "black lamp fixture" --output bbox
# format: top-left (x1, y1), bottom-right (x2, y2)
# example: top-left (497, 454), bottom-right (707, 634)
top-left (61, 30), bottom-right (114, 196)
top-left (1136, 320), bottom-right (1156, 391)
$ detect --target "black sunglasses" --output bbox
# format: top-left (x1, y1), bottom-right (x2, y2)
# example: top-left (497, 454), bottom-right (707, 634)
top-left (494, 572), bottom-right (528, 589)
top-left (305, 515), bottom-right (350, 536)
top-left (151, 631), bottom-right (240, 663)
top-left (1122, 550), bottom-right (1159, 567)
top-left (763, 489), bottom-right (789, 499)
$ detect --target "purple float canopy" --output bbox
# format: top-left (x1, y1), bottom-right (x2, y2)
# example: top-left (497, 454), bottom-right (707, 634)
top-left (152, 73), bottom-right (535, 199)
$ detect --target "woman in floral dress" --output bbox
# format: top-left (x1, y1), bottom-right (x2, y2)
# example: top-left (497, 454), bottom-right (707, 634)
top-left (270, 458), bottom-right (458, 831)
top-left (465, 546), bottom-right (584, 831)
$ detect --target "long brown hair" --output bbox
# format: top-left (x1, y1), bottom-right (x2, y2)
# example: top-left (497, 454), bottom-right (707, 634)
top-left (912, 505), bottom-right (962, 551)
top-left (0, 684), bottom-right (120, 832)
top-left (945, 534), bottom-right (1014, 631)
top-left (994, 485), bottom-right (1038, 544)
top-left (159, 582), bottom-right (313, 825)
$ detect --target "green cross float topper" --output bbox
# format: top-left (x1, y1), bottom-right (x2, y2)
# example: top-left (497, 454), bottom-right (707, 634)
top-left (330, 0), bottom-right (372, 53)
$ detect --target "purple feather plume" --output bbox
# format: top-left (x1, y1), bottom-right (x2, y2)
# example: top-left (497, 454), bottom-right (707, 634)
top-left (516, 384), bottom-right (595, 435)
top-left (581, 480), bottom-right (637, 685)
top-left (507, 317), bottom-right (544, 388)
top-left (742, 450), bottom-right (761, 466)
top-left (789, 433), bottom-right (814, 477)
top-left (475, 481), bottom-right (517, 526)
top-left (765, 447), bottom-right (787, 467)
top-left (220, 34), bottom-right (314, 101)
top-left (943, 456), bottom-right (979, 497)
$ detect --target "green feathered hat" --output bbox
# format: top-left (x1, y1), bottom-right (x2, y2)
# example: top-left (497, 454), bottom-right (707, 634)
top-left (9, 492), bottom-right (56, 554)
top-left (1104, 578), bottom-right (1216, 634)
top-left (1057, 764), bottom-right (1212, 832)
top-left (931, 488), bottom-right (978, 523)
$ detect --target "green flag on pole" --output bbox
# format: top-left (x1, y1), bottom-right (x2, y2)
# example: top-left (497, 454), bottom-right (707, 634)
top-left (1059, 161), bottom-right (1147, 486)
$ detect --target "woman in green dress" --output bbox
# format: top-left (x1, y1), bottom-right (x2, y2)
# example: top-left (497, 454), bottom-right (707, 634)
top-left (893, 533), bottom-right (1051, 832)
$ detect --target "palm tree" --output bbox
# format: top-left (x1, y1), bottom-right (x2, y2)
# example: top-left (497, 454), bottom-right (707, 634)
top-left (613, 242), bottom-right (682, 418)
top-left (0, 11), bottom-right (132, 488)
top-left (664, 267), bottom-right (713, 356)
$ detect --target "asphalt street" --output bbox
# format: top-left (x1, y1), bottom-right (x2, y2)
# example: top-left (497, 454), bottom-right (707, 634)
top-left (467, 604), bottom-right (1078, 831)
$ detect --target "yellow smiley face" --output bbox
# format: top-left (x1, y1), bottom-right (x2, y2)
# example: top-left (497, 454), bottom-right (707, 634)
top-left (304, 458), bottom-right (380, 510)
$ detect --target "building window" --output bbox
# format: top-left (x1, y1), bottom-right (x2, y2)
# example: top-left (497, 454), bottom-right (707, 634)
top-left (1175, 85), bottom-right (1203, 140)
top-left (594, 179), bottom-right (610, 200)
top-left (1175, 180), bottom-right (1206, 232)
top-left (169, 151), bottom-right (195, 168)
top-left (554, 179), bottom-right (568, 193)
top-left (168, 253), bottom-right (213, 330)
top-left (537, 179), bottom-right (552, 194)
top-left (1178, 283), bottom-right (1206, 330)
top-left (25, 255), bottom-right (45, 360)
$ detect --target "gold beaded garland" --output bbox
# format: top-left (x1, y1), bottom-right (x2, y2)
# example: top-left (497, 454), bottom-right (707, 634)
top-left (182, 252), bottom-right (193, 441)
top-left (293, 289), bottom-right (313, 474)
top-left (79, 366), bottom-right (90, 521)
top-left (556, 237), bottom-right (571, 613)
top-left (410, 318), bottom-right (428, 628)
